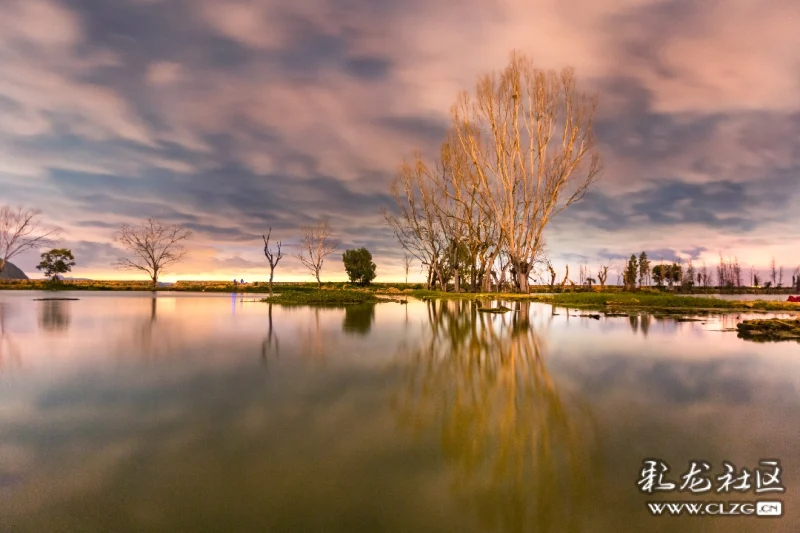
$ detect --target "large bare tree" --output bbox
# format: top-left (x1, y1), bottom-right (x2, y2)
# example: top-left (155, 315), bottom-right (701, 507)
top-left (0, 205), bottom-right (57, 274)
top-left (296, 219), bottom-right (339, 289)
top-left (451, 51), bottom-right (602, 293)
top-left (114, 218), bottom-right (191, 289)
top-left (262, 227), bottom-right (283, 297)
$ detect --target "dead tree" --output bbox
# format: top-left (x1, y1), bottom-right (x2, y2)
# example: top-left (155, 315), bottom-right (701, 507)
top-left (296, 219), bottom-right (338, 289)
top-left (597, 264), bottom-right (609, 289)
top-left (0, 205), bottom-right (57, 274)
top-left (262, 228), bottom-right (283, 297)
top-left (547, 260), bottom-right (557, 292)
top-left (384, 156), bottom-right (448, 291)
top-left (115, 218), bottom-right (191, 289)
top-left (559, 265), bottom-right (570, 292)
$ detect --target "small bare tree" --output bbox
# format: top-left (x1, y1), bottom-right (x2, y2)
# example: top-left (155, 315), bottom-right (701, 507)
top-left (297, 219), bottom-right (339, 289)
top-left (1, 205), bottom-right (57, 274)
top-left (263, 227), bottom-right (283, 297)
top-left (597, 264), bottom-right (609, 289)
top-left (770, 257), bottom-right (778, 288)
top-left (546, 260), bottom-right (557, 291)
top-left (403, 253), bottom-right (412, 285)
top-left (115, 219), bottom-right (191, 289)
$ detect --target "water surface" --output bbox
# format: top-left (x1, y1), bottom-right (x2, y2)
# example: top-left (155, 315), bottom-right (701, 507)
top-left (1, 291), bottom-right (798, 532)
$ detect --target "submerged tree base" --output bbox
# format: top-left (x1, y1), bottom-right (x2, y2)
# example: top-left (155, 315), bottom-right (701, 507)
top-left (736, 319), bottom-right (800, 342)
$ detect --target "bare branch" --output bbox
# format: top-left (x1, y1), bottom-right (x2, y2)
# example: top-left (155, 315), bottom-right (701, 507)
top-left (296, 219), bottom-right (339, 288)
top-left (0, 205), bottom-right (59, 273)
top-left (263, 227), bottom-right (284, 296)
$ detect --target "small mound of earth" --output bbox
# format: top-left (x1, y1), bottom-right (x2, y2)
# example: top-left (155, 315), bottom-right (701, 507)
top-left (478, 306), bottom-right (511, 314)
top-left (736, 319), bottom-right (800, 342)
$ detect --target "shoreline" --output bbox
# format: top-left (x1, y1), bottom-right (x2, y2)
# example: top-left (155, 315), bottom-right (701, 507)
top-left (2, 282), bottom-right (799, 313)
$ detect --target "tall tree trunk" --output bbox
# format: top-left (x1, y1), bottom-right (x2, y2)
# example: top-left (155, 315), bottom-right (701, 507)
top-left (518, 266), bottom-right (530, 294)
top-left (269, 267), bottom-right (275, 297)
top-left (482, 250), bottom-right (501, 292)
top-left (316, 271), bottom-right (321, 289)
top-left (453, 268), bottom-right (460, 293)
top-left (470, 253), bottom-right (478, 291)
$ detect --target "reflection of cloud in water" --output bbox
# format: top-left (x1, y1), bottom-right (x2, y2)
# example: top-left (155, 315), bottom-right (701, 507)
top-left (393, 299), bottom-right (599, 533)
top-left (0, 302), bottom-right (22, 371)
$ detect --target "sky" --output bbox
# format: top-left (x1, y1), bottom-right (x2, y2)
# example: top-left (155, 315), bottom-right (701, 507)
top-left (1, 0), bottom-right (799, 283)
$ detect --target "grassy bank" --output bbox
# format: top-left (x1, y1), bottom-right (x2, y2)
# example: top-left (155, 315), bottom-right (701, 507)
top-left (531, 292), bottom-right (800, 312)
top-left (260, 290), bottom-right (391, 305)
top-left (407, 290), bottom-right (800, 313)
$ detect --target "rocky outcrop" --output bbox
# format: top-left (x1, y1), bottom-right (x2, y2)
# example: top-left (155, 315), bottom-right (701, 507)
top-left (0, 262), bottom-right (29, 280)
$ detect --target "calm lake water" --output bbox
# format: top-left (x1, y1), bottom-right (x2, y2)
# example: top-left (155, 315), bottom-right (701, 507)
top-left (0, 291), bottom-right (798, 532)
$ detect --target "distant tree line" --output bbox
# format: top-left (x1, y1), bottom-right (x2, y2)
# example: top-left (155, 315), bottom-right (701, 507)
top-left (4, 199), bottom-right (798, 294)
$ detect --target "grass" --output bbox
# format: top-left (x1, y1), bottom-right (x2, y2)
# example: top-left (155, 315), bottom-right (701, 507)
top-left (0, 279), bottom-right (157, 291)
top-left (260, 290), bottom-right (390, 305)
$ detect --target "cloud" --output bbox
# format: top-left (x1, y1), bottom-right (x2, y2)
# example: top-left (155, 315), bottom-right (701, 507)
top-left (1, 0), bottom-right (799, 279)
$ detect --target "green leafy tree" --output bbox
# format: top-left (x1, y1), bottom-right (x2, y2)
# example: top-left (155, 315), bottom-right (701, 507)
top-left (623, 254), bottom-right (638, 290)
top-left (669, 263), bottom-right (682, 287)
top-left (342, 248), bottom-right (377, 286)
top-left (638, 252), bottom-right (650, 287)
top-left (36, 248), bottom-right (75, 281)
top-left (651, 265), bottom-right (665, 288)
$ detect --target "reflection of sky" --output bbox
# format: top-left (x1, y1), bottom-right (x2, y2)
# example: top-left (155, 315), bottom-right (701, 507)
top-left (0, 293), bottom-right (798, 532)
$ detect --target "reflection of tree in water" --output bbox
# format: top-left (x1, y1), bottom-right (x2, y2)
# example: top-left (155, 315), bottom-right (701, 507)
top-left (626, 314), bottom-right (651, 337)
top-left (0, 302), bottom-right (21, 371)
top-left (38, 300), bottom-right (71, 332)
top-left (298, 307), bottom-right (331, 362)
top-left (640, 314), bottom-right (651, 337)
top-left (394, 300), bottom-right (598, 533)
top-left (342, 303), bottom-right (375, 336)
top-left (261, 303), bottom-right (279, 367)
top-left (128, 297), bottom-right (182, 360)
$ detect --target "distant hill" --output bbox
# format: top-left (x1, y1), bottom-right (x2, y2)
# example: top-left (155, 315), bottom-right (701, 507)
top-left (0, 262), bottom-right (29, 280)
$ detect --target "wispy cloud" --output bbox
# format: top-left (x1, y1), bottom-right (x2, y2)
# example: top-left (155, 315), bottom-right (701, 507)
top-left (1, 0), bottom-right (799, 280)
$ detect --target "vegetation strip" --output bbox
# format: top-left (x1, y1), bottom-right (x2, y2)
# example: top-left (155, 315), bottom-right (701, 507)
top-left (405, 291), bottom-right (800, 313)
